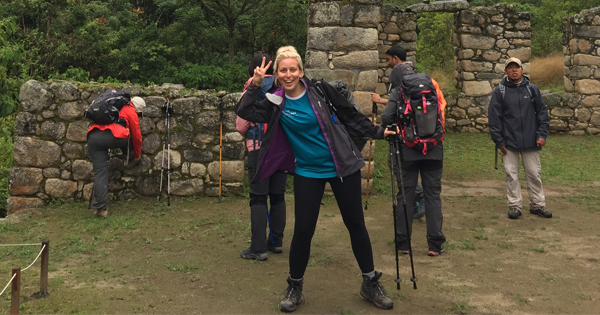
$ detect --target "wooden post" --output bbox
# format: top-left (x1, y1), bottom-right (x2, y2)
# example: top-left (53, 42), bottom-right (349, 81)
top-left (11, 267), bottom-right (20, 315)
top-left (40, 240), bottom-right (49, 295)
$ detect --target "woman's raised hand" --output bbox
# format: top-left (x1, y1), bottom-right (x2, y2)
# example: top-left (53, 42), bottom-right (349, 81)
top-left (252, 57), bottom-right (272, 88)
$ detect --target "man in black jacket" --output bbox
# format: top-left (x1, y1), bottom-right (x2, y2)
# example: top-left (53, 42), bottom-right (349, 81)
top-left (488, 57), bottom-right (552, 220)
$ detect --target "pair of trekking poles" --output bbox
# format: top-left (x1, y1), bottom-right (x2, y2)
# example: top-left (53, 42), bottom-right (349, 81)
top-left (159, 99), bottom-right (173, 206)
top-left (363, 102), bottom-right (417, 291)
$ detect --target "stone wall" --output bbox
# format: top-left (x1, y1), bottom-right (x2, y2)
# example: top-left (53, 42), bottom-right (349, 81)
top-left (9, 80), bottom-right (377, 214)
top-left (305, 1), bottom-right (600, 135)
top-left (562, 6), bottom-right (600, 133)
top-left (8, 80), bottom-right (245, 214)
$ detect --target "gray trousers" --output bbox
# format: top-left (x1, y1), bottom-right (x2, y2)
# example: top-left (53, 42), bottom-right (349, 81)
top-left (396, 159), bottom-right (445, 252)
top-left (87, 129), bottom-right (129, 210)
top-left (502, 149), bottom-right (546, 209)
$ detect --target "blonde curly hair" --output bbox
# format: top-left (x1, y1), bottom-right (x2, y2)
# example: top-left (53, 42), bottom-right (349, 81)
top-left (273, 46), bottom-right (304, 73)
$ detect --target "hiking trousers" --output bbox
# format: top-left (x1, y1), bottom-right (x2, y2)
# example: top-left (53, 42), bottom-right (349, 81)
top-left (502, 149), bottom-right (546, 210)
top-left (247, 150), bottom-right (287, 253)
top-left (87, 129), bottom-right (129, 210)
top-left (289, 171), bottom-right (374, 279)
top-left (396, 159), bottom-right (445, 252)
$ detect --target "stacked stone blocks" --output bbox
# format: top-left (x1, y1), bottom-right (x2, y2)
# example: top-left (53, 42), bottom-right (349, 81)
top-left (9, 80), bottom-right (245, 214)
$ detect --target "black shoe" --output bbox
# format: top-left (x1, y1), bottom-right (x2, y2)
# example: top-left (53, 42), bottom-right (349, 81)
top-left (530, 207), bottom-right (552, 218)
top-left (280, 277), bottom-right (304, 312)
top-left (268, 243), bottom-right (283, 254)
top-left (240, 248), bottom-right (267, 261)
top-left (508, 207), bottom-right (522, 219)
top-left (428, 244), bottom-right (445, 256)
top-left (360, 271), bottom-right (393, 310)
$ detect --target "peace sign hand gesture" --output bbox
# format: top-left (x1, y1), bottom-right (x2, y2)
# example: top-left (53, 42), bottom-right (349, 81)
top-left (252, 57), bottom-right (272, 88)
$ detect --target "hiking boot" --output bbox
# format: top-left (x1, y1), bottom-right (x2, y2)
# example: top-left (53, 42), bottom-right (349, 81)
top-left (360, 271), bottom-right (393, 310)
top-left (267, 242), bottom-right (283, 254)
top-left (427, 244), bottom-right (445, 257)
top-left (96, 207), bottom-right (108, 219)
top-left (279, 277), bottom-right (304, 312)
top-left (508, 207), bottom-right (522, 219)
top-left (530, 207), bottom-right (552, 218)
top-left (240, 248), bottom-right (267, 261)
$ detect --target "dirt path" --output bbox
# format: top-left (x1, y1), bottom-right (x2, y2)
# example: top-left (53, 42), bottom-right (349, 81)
top-left (2, 180), bottom-right (599, 314)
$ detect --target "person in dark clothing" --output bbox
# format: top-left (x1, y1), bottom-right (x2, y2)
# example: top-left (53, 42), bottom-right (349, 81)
top-left (373, 46), bottom-right (446, 221)
top-left (488, 57), bottom-right (552, 220)
top-left (380, 47), bottom-right (447, 256)
top-left (87, 96), bottom-right (145, 218)
top-left (237, 46), bottom-right (396, 312)
top-left (237, 51), bottom-right (287, 261)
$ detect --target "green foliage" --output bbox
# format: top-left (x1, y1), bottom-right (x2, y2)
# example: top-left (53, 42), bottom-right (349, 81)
top-left (0, 0), bottom-right (307, 91)
top-left (416, 12), bottom-right (454, 72)
top-left (0, 18), bottom-right (23, 117)
top-left (0, 115), bottom-right (14, 217)
top-left (49, 66), bottom-right (91, 82)
top-left (171, 62), bottom-right (247, 92)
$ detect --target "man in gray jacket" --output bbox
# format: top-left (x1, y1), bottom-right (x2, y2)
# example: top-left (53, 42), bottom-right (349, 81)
top-left (488, 57), bottom-right (552, 220)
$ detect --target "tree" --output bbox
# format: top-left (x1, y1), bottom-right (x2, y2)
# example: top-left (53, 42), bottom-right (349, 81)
top-left (0, 18), bottom-right (23, 117)
top-left (196, 0), bottom-right (269, 62)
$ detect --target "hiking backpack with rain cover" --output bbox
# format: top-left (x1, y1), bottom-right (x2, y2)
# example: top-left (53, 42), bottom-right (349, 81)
top-left (397, 72), bottom-right (445, 155)
top-left (84, 89), bottom-right (131, 125)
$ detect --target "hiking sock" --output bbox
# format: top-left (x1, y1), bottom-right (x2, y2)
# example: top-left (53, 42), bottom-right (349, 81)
top-left (362, 271), bottom-right (376, 280)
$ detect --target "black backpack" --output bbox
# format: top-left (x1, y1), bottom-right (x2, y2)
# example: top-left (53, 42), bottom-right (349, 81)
top-left (312, 79), bottom-right (368, 151)
top-left (397, 72), bottom-right (445, 155)
top-left (84, 89), bottom-right (131, 125)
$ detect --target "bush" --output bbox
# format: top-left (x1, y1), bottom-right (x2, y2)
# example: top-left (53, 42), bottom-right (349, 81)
top-left (0, 115), bottom-right (15, 217)
top-left (416, 12), bottom-right (455, 73)
top-left (172, 62), bottom-right (247, 92)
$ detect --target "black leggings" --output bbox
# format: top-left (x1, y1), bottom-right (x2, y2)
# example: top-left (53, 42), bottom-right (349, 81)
top-left (289, 171), bottom-right (374, 279)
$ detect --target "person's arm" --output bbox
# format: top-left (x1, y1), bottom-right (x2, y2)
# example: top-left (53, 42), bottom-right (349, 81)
top-left (488, 87), bottom-right (506, 154)
top-left (532, 85), bottom-right (549, 145)
top-left (370, 93), bottom-right (388, 105)
top-left (318, 81), bottom-right (385, 139)
top-left (236, 58), bottom-right (276, 123)
top-left (122, 105), bottom-right (142, 158)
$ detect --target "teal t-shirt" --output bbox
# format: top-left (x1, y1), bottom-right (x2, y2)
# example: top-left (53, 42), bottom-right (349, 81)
top-left (279, 91), bottom-right (337, 178)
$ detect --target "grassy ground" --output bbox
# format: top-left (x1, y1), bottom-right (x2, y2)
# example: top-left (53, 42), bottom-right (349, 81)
top-left (1, 133), bottom-right (600, 314)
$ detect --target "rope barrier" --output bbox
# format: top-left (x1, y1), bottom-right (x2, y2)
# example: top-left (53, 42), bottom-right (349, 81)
top-left (0, 244), bottom-right (40, 247)
top-left (0, 244), bottom-right (47, 298)
top-left (21, 245), bottom-right (46, 272)
top-left (0, 274), bottom-right (16, 297)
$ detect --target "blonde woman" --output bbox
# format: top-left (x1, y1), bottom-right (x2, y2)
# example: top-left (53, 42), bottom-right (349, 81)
top-left (237, 46), bottom-right (395, 312)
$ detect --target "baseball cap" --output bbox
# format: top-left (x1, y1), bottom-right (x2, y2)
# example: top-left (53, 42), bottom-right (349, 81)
top-left (131, 96), bottom-right (146, 113)
top-left (504, 57), bottom-right (522, 69)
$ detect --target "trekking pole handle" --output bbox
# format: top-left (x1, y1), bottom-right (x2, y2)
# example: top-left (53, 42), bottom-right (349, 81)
top-left (162, 98), bottom-right (173, 115)
top-left (372, 102), bottom-right (378, 114)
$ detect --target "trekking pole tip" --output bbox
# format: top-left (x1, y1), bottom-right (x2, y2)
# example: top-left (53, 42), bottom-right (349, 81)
top-left (364, 202), bottom-right (368, 210)
top-left (411, 277), bottom-right (418, 290)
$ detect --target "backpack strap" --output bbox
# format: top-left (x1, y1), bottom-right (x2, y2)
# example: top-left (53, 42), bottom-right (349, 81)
top-left (499, 83), bottom-right (505, 101)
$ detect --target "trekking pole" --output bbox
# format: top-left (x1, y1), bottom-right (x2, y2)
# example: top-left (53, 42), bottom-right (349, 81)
top-left (166, 100), bottom-right (172, 206)
top-left (159, 99), bottom-right (173, 205)
top-left (364, 102), bottom-right (378, 210)
top-left (218, 101), bottom-right (223, 203)
top-left (387, 124), bottom-right (418, 290)
top-left (494, 146), bottom-right (499, 170)
top-left (387, 130), bottom-right (402, 290)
